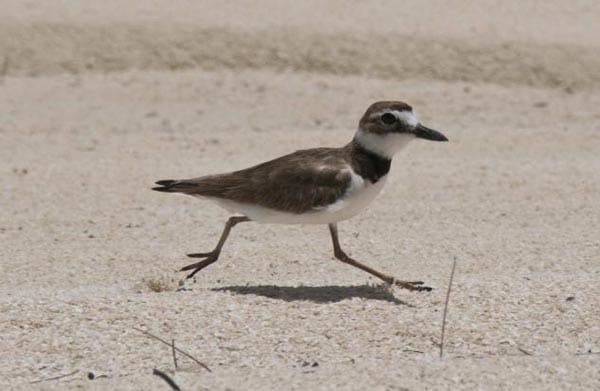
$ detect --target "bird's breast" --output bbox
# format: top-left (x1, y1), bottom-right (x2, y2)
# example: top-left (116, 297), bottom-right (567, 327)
top-left (317, 171), bottom-right (387, 220)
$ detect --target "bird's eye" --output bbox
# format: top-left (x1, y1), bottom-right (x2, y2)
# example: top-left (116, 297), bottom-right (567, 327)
top-left (381, 113), bottom-right (396, 125)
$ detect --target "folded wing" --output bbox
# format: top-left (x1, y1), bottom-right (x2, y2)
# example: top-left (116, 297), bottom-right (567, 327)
top-left (152, 148), bottom-right (352, 214)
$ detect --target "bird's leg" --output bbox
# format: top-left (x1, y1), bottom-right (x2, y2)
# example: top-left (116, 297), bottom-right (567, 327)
top-left (328, 223), bottom-right (432, 292)
top-left (181, 216), bottom-right (250, 279)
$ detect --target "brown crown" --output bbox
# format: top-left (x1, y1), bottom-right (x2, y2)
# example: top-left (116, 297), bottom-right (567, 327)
top-left (358, 101), bottom-right (413, 133)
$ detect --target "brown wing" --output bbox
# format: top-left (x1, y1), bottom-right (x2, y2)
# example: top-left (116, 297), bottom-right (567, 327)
top-left (153, 148), bottom-right (352, 214)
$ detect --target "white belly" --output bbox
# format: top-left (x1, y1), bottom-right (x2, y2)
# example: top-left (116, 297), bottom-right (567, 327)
top-left (203, 173), bottom-right (387, 224)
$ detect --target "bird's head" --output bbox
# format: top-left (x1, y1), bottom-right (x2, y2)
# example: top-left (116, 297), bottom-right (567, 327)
top-left (354, 101), bottom-right (448, 158)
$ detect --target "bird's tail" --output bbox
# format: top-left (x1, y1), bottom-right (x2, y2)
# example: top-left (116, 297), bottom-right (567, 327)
top-left (152, 179), bottom-right (199, 194)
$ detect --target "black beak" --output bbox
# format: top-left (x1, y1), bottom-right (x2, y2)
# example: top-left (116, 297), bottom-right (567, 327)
top-left (413, 123), bottom-right (448, 142)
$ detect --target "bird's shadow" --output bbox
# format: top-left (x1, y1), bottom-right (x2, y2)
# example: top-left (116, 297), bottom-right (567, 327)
top-left (211, 284), bottom-right (411, 305)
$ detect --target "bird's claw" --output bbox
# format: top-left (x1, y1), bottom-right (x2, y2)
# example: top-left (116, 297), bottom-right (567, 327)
top-left (390, 278), bottom-right (432, 292)
top-left (181, 250), bottom-right (220, 278)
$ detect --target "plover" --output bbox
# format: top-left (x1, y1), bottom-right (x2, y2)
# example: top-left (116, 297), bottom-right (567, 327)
top-left (153, 101), bottom-right (447, 291)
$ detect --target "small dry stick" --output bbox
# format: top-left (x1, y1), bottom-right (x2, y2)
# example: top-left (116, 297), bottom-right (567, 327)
top-left (575, 350), bottom-right (600, 356)
top-left (518, 347), bottom-right (533, 356)
top-left (440, 257), bottom-right (457, 359)
top-left (0, 56), bottom-right (9, 85)
top-left (133, 327), bottom-right (211, 372)
top-left (30, 370), bottom-right (79, 384)
top-left (172, 338), bottom-right (178, 369)
top-left (153, 368), bottom-right (181, 391)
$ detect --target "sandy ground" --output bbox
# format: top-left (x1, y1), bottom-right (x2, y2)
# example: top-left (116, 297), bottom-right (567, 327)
top-left (1, 1), bottom-right (600, 390)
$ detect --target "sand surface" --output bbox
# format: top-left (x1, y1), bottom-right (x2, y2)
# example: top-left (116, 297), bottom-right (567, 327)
top-left (1, 1), bottom-right (599, 390)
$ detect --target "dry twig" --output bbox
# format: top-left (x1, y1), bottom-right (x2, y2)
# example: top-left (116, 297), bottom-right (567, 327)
top-left (0, 56), bottom-right (9, 84)
top-left (133, 327), bottom-right (211, 372)
top-left (440, 258), bottom-right (457, 359)
top-left (153, 368), bottom-right (181, 391)
top-left (30, 370), bottom-right (79, 384)
top-left (575, 350), bottom-right (600, 356)
top-left (172, 338), bottom-right (178, 369)
top-left (518, 347), bottom-right (533, 356)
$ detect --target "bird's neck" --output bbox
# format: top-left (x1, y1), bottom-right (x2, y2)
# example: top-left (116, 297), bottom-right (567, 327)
top-left (352, 127), bottom-right (414, 159)
top-left (347, 139), bottom-right (391, 183)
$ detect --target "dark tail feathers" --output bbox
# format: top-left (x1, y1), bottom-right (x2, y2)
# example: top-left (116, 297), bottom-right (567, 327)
top-left (152, 179), bottom-right (197, 193)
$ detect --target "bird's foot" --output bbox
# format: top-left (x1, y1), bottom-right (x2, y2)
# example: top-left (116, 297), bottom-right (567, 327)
top-left (181, 250), bottom-right (220, 279)
top-left (390, 278), bottom-right (432, 292)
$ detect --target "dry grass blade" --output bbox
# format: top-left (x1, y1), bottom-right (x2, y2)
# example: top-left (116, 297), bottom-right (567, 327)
top-left (133, 327), bottom-right (211, 372)
top-left (575, 350), bottom-right (600, 356)
top-left (518, 347), bottom-right (533, 356)
top-left (0, 56), bottom-right (9, 84)
top-left (172, 338), bottom-right (178, 369)
top-left (153, 368), bottom-right (181, 391)
top-left (440, 258), bottom-right (457, 359)
top-left (30, 370), bottom-right (79, 384)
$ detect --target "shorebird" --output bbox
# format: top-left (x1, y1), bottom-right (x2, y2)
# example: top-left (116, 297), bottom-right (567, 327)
top-left (153, 101), bottom-right (447, 291)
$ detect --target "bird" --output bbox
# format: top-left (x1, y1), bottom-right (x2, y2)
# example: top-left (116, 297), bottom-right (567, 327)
top-left (153, 101), bottom-right (448, 291)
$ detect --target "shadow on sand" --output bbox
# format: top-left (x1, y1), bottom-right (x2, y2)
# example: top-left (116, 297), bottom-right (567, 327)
top-left (211, 284), bottom-right (411, 305)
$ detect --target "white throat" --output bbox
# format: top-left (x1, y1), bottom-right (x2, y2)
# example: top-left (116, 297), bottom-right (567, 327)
top-left (353, 128), bottom-right (415, 159)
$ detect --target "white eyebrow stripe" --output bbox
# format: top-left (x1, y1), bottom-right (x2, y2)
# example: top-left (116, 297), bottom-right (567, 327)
top-left (392, 110), bottom-right (418, 127)
top-left (369, 110), bottom-right (418, 127)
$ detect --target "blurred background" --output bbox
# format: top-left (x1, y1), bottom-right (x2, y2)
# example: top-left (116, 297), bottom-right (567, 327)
top-left (1, 1), bottom-right (598, 88)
